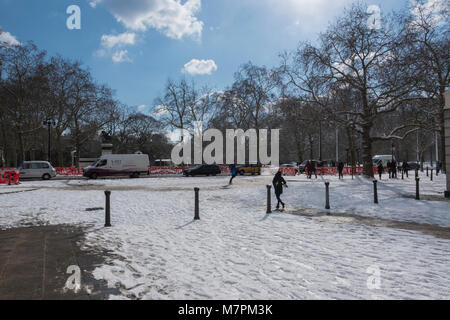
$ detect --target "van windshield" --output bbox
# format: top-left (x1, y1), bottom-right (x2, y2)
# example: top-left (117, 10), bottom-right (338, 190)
top-left (96, 159), bottom-right (107, 167)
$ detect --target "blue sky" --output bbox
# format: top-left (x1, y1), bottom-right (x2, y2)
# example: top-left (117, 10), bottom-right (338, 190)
top-left (0, 0), bottom-right (409, 112)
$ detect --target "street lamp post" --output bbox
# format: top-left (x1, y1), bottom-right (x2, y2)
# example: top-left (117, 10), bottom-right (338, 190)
top-left (43, 119), bottom-right (56, 164)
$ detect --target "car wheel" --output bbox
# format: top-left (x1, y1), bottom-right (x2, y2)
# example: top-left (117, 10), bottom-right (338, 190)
top-left (42, 173), bottom-right (51, 180)
top-left (130, 172), bottom-right (139, 178)
top-left (239, 171), bottom-right (245, 175)
top-left (90, 173), bottom-right (98, 180)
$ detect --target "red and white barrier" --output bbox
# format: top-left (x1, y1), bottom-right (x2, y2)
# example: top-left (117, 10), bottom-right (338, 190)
top-left (55, 167), bottom-right (84, 176)
top-left (0, 169), bottom-right (20, 184)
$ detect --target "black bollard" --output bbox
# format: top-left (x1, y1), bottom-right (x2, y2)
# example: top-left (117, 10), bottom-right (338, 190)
top-left (415, 169), bottom-right (418, 179)
top-left (401, 170), bottom-right (404, 180)
top-left (325, 182), bottom-right (330, 210)
top-left (104, 191), bottom-right (112, 227)
top-left (415, 178), bottom-right (420, 200)
top-left (426, 167), bottom-right (429, 177)
top-left (431, 169), bottom-right (433, 181)
top-left (194, 187), bottom-right (200, 220)
top-left (266, 185), bottom-right (272, 214)
top-left (373, 180), bottom-right (378, 204)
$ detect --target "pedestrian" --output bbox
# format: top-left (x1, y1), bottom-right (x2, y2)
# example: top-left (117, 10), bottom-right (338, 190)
top-left (310, 161), bottom-right (318, 179)
top-left (229, 165), bottom-right (238, 185)
top-left (338, 161), bottom-right (344, 179)
top-left (402, 161), bottom-right (409, 178)
top-left (392, 160), bottom-right (397, 179)
top-left (272, 170), bottom-right (288, 210)
top-left (436, 161), bottom-right (441, 175)
top-left (387, 161), bottom-right (392, 179)
top-left (305, 161), bottom-right (311, 179)
top-left (377, 161), bottom-right (383, 180)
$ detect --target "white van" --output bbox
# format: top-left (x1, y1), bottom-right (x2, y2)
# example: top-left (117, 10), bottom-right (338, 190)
top-left (372, 155), bottom-right (396, 167)
top-left (83, 154), bottom-right (150, 179)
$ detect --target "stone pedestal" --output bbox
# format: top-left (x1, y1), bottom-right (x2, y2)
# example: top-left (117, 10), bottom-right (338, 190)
top-left (101, 143), bottom-right (113, 156)
top-left (445, 92), bottom-right (450, 197)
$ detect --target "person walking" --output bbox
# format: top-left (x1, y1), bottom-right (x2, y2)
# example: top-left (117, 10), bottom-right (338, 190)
top-left (402, 161), bottom-right (409, 178)
top-left (377, 161), bottom-right (383, 180)
top-left (229, 165), bottom-right (238, 185)
top-left (272, 170), bottom-right (288, 210)
top-left (310, 161), bottom-right (318, 179)
top-left (392, 160), bottom-right (398, 179)
top-left (436, 161), bottom-right (441, 175)
top-left (305, 161), bottom-right (311, 179)
top-left (338, 161), bottom-right (344, 179)
top-left (387, 161), bottom-right (392, 179)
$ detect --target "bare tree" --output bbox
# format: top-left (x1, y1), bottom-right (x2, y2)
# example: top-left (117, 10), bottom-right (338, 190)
top-left (282, 4), bottom-right (420, 177)
top-left (403, 0), bottom-right (450, 170)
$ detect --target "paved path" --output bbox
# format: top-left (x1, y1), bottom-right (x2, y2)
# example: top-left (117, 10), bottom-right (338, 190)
top-left (0, 225), bottom-right (117, 300)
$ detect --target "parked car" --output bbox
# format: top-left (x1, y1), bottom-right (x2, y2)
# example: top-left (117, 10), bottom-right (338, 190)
top-left (372, 155), bottom-right (396, 167)
top-left (83, 154), bottom-right (150, 179)
top-left (406, 162), bottom-right (420, 170)
top-left (236, 164), bottom-right (262, 175)
top-left (183, 164), bottom-right (221, 177)
top-left (18, 161), bottom-right (56, 180)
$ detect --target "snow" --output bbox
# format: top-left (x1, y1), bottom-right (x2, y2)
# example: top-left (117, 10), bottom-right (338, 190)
top-left (0, 172), bottom-right (449, 299)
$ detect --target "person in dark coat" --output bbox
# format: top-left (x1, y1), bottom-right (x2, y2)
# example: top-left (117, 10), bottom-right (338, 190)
top-left (229, 165), bottom-right (238, 185)
top-left (386, 161), bottom-right (392, 179)
top-left (392, 160), bottom-right (397, 178)
top-left (337, 161), bottom-right (344, 179)
top-left (273, 170), bottom-right (288, 210)
top-left (436, 161), bottom-right (441, 175)
top-left (377, 161), bottom-right (383, 180)
top-left (310, 161), bottom-right (317, 179)
top-left (402, 161), bottom-right (409, 178)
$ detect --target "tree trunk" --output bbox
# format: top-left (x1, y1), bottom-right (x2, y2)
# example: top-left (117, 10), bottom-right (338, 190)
top-left (361, 124), bottom-right (374, 178)
top-left (439, 90), bottom-right (446, 173)
top-left (18, 131), bottom-right (25, 164)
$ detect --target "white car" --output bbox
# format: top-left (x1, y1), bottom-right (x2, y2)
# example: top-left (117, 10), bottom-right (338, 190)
top-left (18, 161), bottom-right (57, 180)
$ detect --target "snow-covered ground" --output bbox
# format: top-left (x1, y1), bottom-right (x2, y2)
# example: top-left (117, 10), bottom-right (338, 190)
top-left (0, 172), bottom-right (449, 299)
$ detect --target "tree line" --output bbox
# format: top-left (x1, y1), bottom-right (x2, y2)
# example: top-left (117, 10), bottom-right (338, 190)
top-left (1, 1), bottom-right (449, 177)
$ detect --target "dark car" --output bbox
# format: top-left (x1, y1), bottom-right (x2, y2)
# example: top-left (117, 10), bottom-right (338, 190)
top-left (406, 162), bottom-right (421, 170)
top-left (183, 164), bottom-right (221, 177)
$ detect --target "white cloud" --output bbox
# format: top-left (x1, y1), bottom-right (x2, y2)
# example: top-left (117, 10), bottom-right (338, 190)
top-left (101, 32), bottom-right (136, 49)
top-left (97, 32), bottom-right (136, 63)
top-left (153, 105), bottom-right (169, 118)
top-left (137, 104), bottom-right (148, 112)
top-left (0, 30), bottom-right (21, 47)
top-left (90, 0), bottom-right (203, 40)
top-left (182, 59), bottom-right (218, 76)
top-left (112, 50), bottom-right (132, 63)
